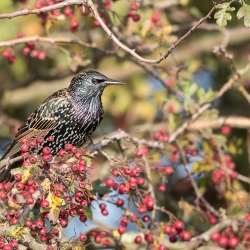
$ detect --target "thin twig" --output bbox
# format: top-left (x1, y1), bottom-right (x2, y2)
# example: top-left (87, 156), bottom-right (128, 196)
top-left (176, 140), bottom-right (220, 217)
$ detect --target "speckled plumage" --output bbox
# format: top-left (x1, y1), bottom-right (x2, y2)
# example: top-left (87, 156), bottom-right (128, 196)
top-left (0, 70), bottom-right (125, 182)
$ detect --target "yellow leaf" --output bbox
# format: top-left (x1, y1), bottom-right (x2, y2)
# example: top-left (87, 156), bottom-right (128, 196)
top-left (72, 245), bottom-right (86, 250)
top-left (12, 225), bottom-right (30, 240)
top-left (45, 20), bottom-right (53, 31)
top-left (178, 199), bottom-right (194, 219)
top-left (8, 200), bottom-right (21, 209)
top-left (43, 180), bottom-right (51, 191)
top-left (47, 192), bottom-right (65, 212)
top-left (85, 184), bottom-right (93, 190)
top-left (141, 19), bottom-right (153, 38)
top-left (113, 230), bottom-right (120, 238)
top-left (192, 161), bottom-right (214, 173)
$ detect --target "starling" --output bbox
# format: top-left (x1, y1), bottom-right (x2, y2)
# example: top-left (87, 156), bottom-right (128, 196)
top-left (0, 70), bottom-right (125, 182)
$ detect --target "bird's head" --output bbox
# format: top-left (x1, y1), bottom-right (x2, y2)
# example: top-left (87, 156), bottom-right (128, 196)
top-left (69, 70), bottom-right (125, 98)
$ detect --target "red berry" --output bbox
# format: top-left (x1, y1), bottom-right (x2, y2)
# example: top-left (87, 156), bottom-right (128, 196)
top-left (37, 51), bottom-right (46, 60)
top-left (24, 219), bottom-right (32, 227)
top-left (218, 236), bottom-right (228, 248)
top-left (127, 10), bottom-right (135, 17)
top-left (38, 227), bottom-right (47, 235)
top-left (22, 161), bottom-right (30, 167)
top-left (142, 215), bottom-right (150, 223)
top-left (132, 14), bottom-right (140, 22)
top-left (21, 138), bottom-right (28, 144)
top-left (71, 163), bottom-right (79, 172)
top-left (31, 50), bottom-right (39, 58)
top-left (47, 136), bottom-right (54, 142)
top-left (26, 41), bottom-right (35, 49)
top-left (158, 183), bottom-right (166, 192)
top-left (2, 245), bottom-right (11, 250)
top-left (131, 3), bottom-right (138, 10)
top-left (182, 231), bottom-right (191, 241)
top-left (14, 173), bottom-right (22, 181)
top-left (79, 233), bottom-right (87, 242)
top-left (120, 217), bottom-right (129, 226)
top-left (35, 219), bottom-right (44, 228)
top-left (209, 216), bottom-right (217, 224)
top-left (135, 236), bottom-right (142, 244)
top-left (60, 219), bottom-right (68, 227)
top-left (131, 214), bottom-right (139, 222)
top-left (135, 150), bottom-right (143, 157)
top-left (74, 152), bottom-right (82, 159)
top-left (2, 49), bottom-right (11, 58)
top-left (99, 203), bottom-right (106, 210)
top-left (228, 237), bottom-right (239, 248)
top-left (116, 199), bottom-right (124, 207)
top-left (112, 169), bottom-right (120, 176)
top-left (64, 143), bottom-right (72, 151)
top-left (42, 154), bottom-right (52, 163)
top-left (69, 208), bottom-right (77, 217)
top-left (105, 178), bottom-right (115, 187)
top-left (101, 209), bottom-right (109, 216)
top-left (118, 225), bottom-right (126, 234)
top-left (164, 225), bottom-right (172, 234)
top-left (79, 214), bottom-right (87, 222)
top-left (158, 245), bottom-right (168, 250)
top-left (0, 238), bottom-right (4, 248)
top-left (64, 7), bottom-right (72, 15)
top-left (175, 220), bottom-right (184, 230)
top-left (165, 166), bottom-right (173, 175)
top-left (93, 20), bottom-right (100, 27)
top-left (16, 182), bottom-right (25, 190)
top-left (58, 149), bottom-right (66, 157)
top-left (21, 144), bottom-right (29, 152)
top-left (210, 232), bottom-right (220, 242)
top-left (152, 13), bottom-right (160, 23)
top-left (221, 126), bottom-right (231, 135)
top-left (94, 235), bottom-right (102, 243)
top-left (36, 136), bottom-right (44, 144)
top-left (42, 146), bottom-right (51, 155)
top-left (22, 47), bottom-right (31, 55)
top-left (7, 55), bottom-right (16, 64)
top-left (29, 156), bottom-right (37, 164)
top-left (41, 200), bottom-right (50, 209)
top-left (137, 178), bottom-right (145, 186)
top-left (169, 235), bottom-right (177, 243)
top-left (26, 197), bottom-right (35, 204)
top-left (70, 20), bottom-right (79, 28)
top-left (145, 234), bottom-right (153, 243)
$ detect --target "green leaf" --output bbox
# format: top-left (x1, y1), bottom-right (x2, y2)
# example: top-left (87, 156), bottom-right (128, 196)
top-left (214, 2), bottom-right (235, 27)
top-left (29, 211), bottom-right (41, 222)
top-left (92, 179), bottom-right (111, 195)
top-left (85, 206), bottom-right (93, 220)
top-left (237, 3), bottom-right (250, 27)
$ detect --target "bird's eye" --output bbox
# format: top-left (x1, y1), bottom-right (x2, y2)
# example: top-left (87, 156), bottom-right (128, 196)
top-left (92, 78), bottom-right (104, 84)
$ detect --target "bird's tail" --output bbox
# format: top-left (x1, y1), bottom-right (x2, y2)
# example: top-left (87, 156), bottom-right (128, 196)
top-left (0, 147), bottom-right (22, 183)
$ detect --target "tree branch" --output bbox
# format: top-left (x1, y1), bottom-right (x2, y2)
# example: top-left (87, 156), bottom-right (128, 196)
top-left (0, 0), bottom-right (84, 19)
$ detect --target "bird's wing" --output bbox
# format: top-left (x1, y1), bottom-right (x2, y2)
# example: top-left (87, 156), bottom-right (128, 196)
top-left (4, 89), bottom-right (70, 158)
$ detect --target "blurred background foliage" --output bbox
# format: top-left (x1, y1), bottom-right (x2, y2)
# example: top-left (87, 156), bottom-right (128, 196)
top-left (1, 0), bottom-right (250, 246)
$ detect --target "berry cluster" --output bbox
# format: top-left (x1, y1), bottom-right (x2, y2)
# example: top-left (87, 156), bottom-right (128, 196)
top-left (153, 128), bottom-right (169, 142)
top-left (164, 220), bottom-right (191, 242)
top-left (127, 4), bottom-right (141, 22)
top-left (35, 0), bottom-right (62, 25)
top-left (210, 228), bottom-right (239, 249)
top-left (88, 229), bottom-right (111, 246)
top-left (0, 238), bottom-right (19, 250)
top-left (212, 154), bottom-right (238, 184)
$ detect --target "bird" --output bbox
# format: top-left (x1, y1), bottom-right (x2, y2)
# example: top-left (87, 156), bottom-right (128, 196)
top-left (0, 70), bottom-right (125, 182)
